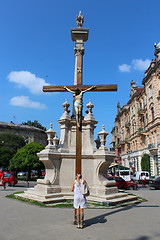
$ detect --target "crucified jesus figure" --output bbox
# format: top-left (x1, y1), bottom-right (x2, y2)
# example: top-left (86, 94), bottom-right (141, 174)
top-left (64, 85), bottom-right (95, 128)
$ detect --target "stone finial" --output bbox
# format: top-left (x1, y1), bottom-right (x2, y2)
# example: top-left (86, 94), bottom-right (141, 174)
top-left (117, 101), bottom-right (121, 114)
top-left (86, 99), bottom-right (94, 113)
top-left (154, 41), bottom-right (160, 60)
top-left (95, 135), bottom-right (101, 149)
top-left (46, 123), bottom-right (56, 145)
top-left (60, 99), bottom-right (71, 120)
top-left (131, 80), bottom-right (136, 88)
top-left (62, 99), bottom-right (70, 113)
top-left (130, 80), bottom-right (136, 98)
top-left (98, 125), bottom-right (108, 150)
top-left (53, 134), bottom-right (59, 148)
top-left (84, 100), bottom-right (95, 121)
top-left (154, 41), bottom-right (160, 51)
top-left (76, 11), bottom-right (84, 28)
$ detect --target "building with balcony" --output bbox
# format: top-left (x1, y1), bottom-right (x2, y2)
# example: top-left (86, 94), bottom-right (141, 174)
top-left (111, 42), bottom-right (160, 177)
top-left (0, 121), bottom-right (47, 146)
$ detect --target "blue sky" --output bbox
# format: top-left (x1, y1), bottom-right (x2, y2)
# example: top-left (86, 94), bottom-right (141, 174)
top-left (0, 0), bottom-right (160, 147)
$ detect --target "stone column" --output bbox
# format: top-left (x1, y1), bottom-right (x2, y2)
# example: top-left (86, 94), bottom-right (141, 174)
top-left (74, 42), bottom-right (84, 85)
top-left (149, 154), bottom-right (154, 177)
top-left (137, 156), bottom-right (141, 171)
top-left (71, 11), bottom-right (89, 85)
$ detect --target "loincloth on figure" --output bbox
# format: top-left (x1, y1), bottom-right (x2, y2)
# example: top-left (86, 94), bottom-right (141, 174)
top-left (74, 101), bottom-right (82, 108)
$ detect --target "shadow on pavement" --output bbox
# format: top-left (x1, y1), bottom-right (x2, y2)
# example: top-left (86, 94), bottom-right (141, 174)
top-left (84, 202), bottom-right (159, 228)
top-left (124, 232), bottom-right (160, 240)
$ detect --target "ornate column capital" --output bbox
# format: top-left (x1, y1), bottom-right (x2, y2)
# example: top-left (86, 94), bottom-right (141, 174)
top-left (74, 45), bottom-right (85, 56)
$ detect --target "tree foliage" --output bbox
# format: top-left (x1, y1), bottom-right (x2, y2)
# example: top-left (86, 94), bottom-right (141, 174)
top-left (22, 120), bottom-right (46, 131)
top-left (0, 133), bottom-right (26, 168)
top-left (141, 154), bottom-right (150, 173)
top-left (9, 142), bottom-right (45, 178)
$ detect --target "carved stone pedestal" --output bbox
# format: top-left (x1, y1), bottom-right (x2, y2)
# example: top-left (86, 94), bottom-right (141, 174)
top-left (19, 100), bottom-right (120, 203)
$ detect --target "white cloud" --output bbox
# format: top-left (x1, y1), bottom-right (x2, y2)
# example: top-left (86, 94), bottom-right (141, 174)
top-left (132, 59), bottom-right (151, 71)
top-left (10, 96), bottom-right (47, 109)
top-left (118, 64), bottom-right (131, 72)
top-left (119, 58), bottom-right (151, 73)
top-left (8, 71), bottom-right (50, 95)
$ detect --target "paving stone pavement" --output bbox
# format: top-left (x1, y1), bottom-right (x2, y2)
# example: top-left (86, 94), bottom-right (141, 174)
top-left (0, 182), bottom-right (160, 240)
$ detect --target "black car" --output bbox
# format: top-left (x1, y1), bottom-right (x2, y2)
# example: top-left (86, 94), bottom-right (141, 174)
top-left (149, 177), bottom-right (160, 190)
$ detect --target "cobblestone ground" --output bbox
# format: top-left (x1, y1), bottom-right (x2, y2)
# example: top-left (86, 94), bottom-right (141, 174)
top-left (0, 182), bottom-right (160, 240)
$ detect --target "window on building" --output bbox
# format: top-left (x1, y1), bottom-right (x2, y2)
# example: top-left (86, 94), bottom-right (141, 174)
top-left (139, 101), bottom-right (142, 108)
top-left (118, 149), bottom-right (120, 157)
top-left (144, 136), bottom-right (146, 147)
top-left (152, 132), bottom-right (154, 145)
top-left (143, 116), bottom-right (145, 127)
top-left (135, 140), bottom-right (137, 150)
top-left (150, 85), bottom-right (153, 96)
top-left (151, 107), bottom-right (154, 121)
top-left (154, 155), bottom-right (159, 176)
top-left (155, 131), bottom-right (157, 147)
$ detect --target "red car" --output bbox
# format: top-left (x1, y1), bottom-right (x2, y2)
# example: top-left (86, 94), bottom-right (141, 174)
top-left (108, 176), bottom-right (138, 190)
top-left (3, 172), bottom-right (18, 186)
top-left (41, 170), bottom-right (45, 176)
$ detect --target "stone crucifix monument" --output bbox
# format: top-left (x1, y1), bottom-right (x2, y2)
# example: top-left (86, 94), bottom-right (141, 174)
top-left (43, 11), bottom-right (117, 176)
top-left (20, 12), bottom-right (137, 204)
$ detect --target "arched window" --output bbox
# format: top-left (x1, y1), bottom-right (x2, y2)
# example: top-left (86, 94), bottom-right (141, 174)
top-left (151, 107), bottom-right (154, 121)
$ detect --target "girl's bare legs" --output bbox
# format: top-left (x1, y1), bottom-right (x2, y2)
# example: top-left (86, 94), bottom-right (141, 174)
top-left (79, 208), bottom-right (84, 229)
top-left (76, 208), bottom-right (80, 228)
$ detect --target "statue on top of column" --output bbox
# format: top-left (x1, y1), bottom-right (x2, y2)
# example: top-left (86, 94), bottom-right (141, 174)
top-left (76, 11), bottom-right (84, 28)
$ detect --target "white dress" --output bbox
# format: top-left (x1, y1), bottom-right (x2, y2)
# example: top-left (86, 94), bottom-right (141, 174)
top-left (74, 180), bottom-right (87, 209)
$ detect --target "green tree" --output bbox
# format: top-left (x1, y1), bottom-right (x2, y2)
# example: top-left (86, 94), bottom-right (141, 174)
top-left (141, 154), bottom-right (150, 173)
top-left (22, 120), bottom-right (46, 131)
top-left (0, 133), bottom-right (26, 168)
top-left (9, 142), bottom-right (45, 179)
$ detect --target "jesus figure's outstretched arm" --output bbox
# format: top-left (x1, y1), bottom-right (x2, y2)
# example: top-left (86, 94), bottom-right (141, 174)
top-left (81, 85), bottom-right (96, 94)
top-left (64, 86), bottom-right (75, 94)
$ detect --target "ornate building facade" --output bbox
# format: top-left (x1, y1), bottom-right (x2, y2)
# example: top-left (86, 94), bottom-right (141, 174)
top-left (112, 42), bottom-right (160, 177)
top-left (0, 122), bottom-right (47, 146)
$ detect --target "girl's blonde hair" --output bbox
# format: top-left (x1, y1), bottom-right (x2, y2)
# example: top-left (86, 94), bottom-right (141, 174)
top-left (76, 173), bottom-right (82, 183)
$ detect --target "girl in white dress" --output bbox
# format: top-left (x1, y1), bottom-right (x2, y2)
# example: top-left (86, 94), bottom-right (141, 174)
top-left (71, 173), bottom-right (87, 229)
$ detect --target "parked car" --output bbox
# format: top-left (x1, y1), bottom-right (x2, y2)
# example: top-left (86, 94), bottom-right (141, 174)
top-left (132, 171), bottom-right (150, 184)
top-left (149, 177), bottom-right (160, 190)
top-left (41, 170), bottom-right (45, 176)
top-left (17, 172), bottom-right (27, 177)
top-left (31, 170), bottom-right (38, 177)
top-left (117, 170), bottom-right (133, 181)
top-left (2, 172), bottom-right (18, 186)
top-left (108, 176), bottom-right (138, 190)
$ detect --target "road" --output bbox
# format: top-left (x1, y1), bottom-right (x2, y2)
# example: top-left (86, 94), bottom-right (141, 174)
top-left (0, 182), bottom-right (160, 240)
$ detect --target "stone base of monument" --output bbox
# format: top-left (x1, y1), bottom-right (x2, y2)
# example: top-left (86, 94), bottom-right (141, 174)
top-left (16, 178), bottom-right (138, 206)
top-left (15, 102), bottom-right (139, 207)
top-left (16, 189), bottom-right (138, 206)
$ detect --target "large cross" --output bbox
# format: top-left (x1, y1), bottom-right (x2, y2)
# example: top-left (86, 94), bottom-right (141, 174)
top-left (43, 12), bottom-right (117, 175)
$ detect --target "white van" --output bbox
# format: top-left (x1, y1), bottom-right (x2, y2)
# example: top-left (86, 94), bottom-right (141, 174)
top-left (132, 171), bottom-right (150, 183)
top-left (117, 170), bottom-right (133, 181)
